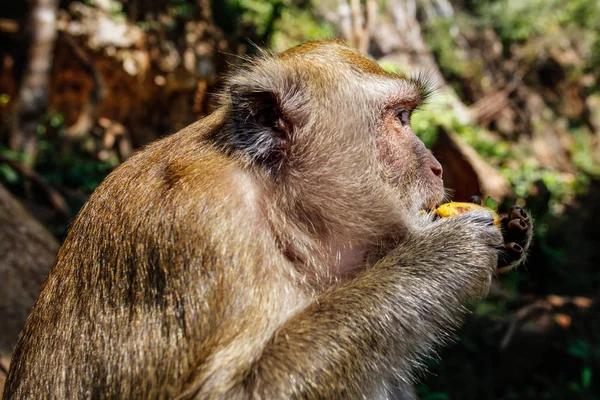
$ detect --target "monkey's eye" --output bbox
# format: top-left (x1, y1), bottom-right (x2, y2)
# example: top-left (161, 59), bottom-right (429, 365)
top-left (395, 109), bottom-right (411, 126)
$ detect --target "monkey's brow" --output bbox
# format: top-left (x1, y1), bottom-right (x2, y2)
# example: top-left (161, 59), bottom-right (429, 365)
top-left (382, 78), bottom-right (433, 108)
top-left (405, 73), bottom-right (436, 104)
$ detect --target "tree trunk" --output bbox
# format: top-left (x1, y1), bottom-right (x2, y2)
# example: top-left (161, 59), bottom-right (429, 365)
top-left (9, 0), bottom-right (59, 165)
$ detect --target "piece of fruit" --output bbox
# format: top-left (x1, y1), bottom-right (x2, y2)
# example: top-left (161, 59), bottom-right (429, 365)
top-left (433, 201), bottom-right (501, 229)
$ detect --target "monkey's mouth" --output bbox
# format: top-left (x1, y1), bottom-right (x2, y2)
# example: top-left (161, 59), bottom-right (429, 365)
top-left (420, 187), bottom-right (446, 212)
top-left (421, 204), bottom-right (437, 214)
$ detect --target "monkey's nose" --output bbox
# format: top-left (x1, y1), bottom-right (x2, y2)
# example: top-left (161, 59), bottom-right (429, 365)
top-left (430, 159), bottom-right (443, 178)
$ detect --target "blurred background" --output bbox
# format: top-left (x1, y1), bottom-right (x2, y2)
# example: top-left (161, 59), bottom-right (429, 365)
top-left (0, 0), bottom-right (599, 398)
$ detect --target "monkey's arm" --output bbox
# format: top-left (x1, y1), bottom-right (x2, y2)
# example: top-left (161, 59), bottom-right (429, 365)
top-left (185, 212), bottom-right (502, 400)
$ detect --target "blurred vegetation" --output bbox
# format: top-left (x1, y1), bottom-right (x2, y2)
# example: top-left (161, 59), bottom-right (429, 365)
top-left (0, 0), bottom-right (599, 398)
top-left (414, 1), bottom-right (600, 398)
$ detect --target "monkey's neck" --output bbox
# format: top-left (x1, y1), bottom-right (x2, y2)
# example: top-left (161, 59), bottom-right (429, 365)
top-left (326, 243), bottom-right (368, 278)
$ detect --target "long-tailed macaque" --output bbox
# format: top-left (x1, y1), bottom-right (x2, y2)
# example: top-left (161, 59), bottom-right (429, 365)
top-left (4, 40), bottom-right (531, 399)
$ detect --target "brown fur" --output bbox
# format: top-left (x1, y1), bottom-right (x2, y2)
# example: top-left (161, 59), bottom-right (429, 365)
top-left (4, 40), bottom-right (526, 399)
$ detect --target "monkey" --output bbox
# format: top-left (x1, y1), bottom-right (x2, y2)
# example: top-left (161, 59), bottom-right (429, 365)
top-left (3, 39), bottom-right (532, 399)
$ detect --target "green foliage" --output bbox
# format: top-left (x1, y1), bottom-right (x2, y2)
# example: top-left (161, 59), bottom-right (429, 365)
top-left (215, 0), bottom-right (333, 49)
top-left (271, 6), bottom-right (335, 51)
top-left (483, 196), bottom-right (499, 211)
top-left (469, 0), bottom-right (600, 50)
top-left (0, 112), bottom-right (118, 209)
top-left (234, 0), bottom-right (278, 34)
top-left (427, 0), bottom-right (600, 96)
top-left (0, 147), bottom-right (22, 184)
top-left (409, 93), bottom-right (462, 148)
top-left (216, 0), bottom-right (284, 41)
top-left (411, 96), bottom-right (511, 161)
top-left (555, 0), bottom-right (600, 30)
top-left (136, 0), bottom-right (197, 31)
top-left (423, 18), bottom-right (469, 78)
top-left (571, 128), bottom-right (600, 175)
top-left (168, 0), bottom-right (196, 20)
top-left (500, 162), bottom-right (591, 213)
top-left (408, 92), bottom-right (596, 217)
top-left (36, 141), bottom-right (116, 194)
top-left (478, 0), bottom-right (554, 43)
top-left (36, 113), bottom-right (117, 195)
top-left (410, 109), bottom-right (439, 149)
top-left (456, 124), bottom-right (512, 161)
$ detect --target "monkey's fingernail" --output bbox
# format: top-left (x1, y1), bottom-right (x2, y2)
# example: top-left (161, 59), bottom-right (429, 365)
top-left (510, 206), bottom-right (529, 221)
top-left (508, 219), bottom-right (527, 231)
top-left (469, 195), bottom-right (482, 205)
top-left (506, 242), bottom-right (523, 253)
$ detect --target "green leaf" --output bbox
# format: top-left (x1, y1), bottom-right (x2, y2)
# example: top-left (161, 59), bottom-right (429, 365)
top-left (50, 113), bottom-right (64, 128)
top-left (568, 340), bottom-right (591, 360)
top-left (0, 164), bottom-right (19, 184)
top-left (483, 196), bottom-right (499, 211)
top-left (582, 367), bottom-right (592, 388)
top-left (37, 124), bottom-right (47, 136)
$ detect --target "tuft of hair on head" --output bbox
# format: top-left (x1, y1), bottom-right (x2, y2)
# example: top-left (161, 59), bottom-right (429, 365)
top-left (407, 70), bottom-right (439, 108)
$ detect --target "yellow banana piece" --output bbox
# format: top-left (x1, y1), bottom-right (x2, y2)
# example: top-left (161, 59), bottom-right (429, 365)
top-left (434, 202), bottom-right (501, 229)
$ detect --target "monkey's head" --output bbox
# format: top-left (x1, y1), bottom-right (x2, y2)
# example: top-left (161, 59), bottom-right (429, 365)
top-left (213, 40), bottom-right (444, 259)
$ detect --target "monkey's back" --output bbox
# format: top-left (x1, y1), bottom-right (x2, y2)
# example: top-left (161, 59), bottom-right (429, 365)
top-left (3, 118), bottom-right (275, 399)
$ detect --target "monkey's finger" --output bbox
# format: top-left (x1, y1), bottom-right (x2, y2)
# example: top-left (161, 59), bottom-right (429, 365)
top-left (508, 218), bottom-right (527, 232)
top-left (497, 242), bottom-right (524, 271)
top-left (509, 205), bottom-right (529, 222)
top-left (505, 242), bottom-right (523, 254)
top-left (504, 218), bottom-right (529, 244)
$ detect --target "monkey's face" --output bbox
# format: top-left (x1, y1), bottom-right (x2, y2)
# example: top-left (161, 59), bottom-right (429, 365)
top-left (220, 40), bottom-right (445, 241)
top-left (375, 104), bottom-right (445, 212)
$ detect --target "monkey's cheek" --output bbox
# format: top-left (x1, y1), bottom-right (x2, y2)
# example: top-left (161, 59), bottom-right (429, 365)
top-left (430, 177), bottom-right (445, 201)
top-left (475, 273), bottom-right (492, 299)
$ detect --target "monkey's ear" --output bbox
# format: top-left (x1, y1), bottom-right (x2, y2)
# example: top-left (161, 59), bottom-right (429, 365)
top-left (229, 85), bottom-right (291, 166)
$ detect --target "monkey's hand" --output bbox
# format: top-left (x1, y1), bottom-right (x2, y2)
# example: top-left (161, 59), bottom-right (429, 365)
top-left (416, 209), bottom-right (504, 300)
top-left (497, 204), bottom-right (533, 273)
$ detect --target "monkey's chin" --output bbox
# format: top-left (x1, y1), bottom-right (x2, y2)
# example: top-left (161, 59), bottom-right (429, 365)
top-left (420, 188), bottom-right (445, 212)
